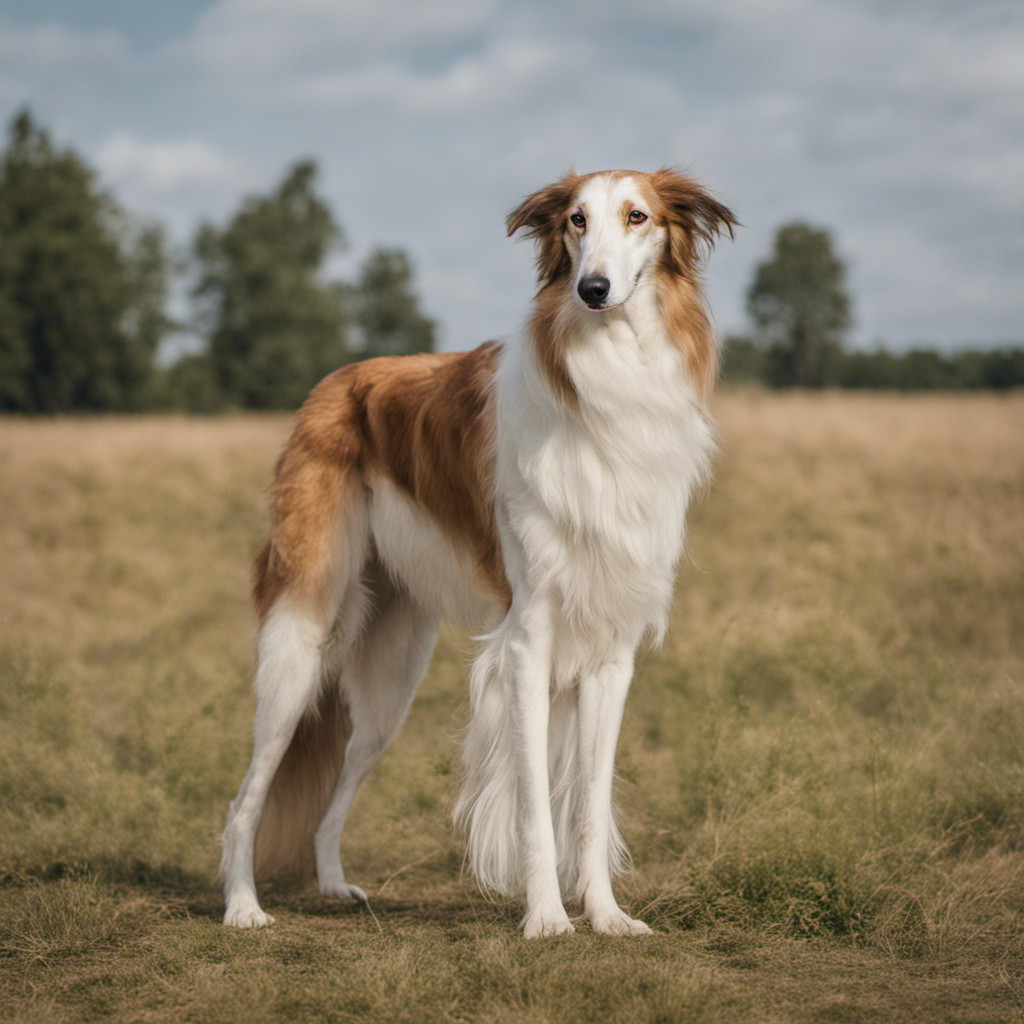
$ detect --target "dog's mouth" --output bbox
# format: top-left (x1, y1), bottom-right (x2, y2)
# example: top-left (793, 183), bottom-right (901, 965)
top-left (580, 291), bottom-right (630, 313)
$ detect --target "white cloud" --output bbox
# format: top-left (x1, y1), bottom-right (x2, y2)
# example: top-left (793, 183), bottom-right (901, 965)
top-left (0, 18), bottom-right (128, 71)
top-left (95, 132), bottom-right (237, 192)
top-left (281, 36), bottom-right (576, 115)
top-left (187, 0), bottom-right (497, 75)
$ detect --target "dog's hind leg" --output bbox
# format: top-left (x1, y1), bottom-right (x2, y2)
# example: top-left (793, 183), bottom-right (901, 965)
top-left (315, 562), bottom-right (439, 901)
top-left (221, 595), bottom-right (339, 928)
top-left (222, 444), bottom-right (367, 928)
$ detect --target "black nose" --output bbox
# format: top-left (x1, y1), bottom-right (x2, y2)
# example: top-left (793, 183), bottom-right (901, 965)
top-left (577, 275), bottom-right (611, 307)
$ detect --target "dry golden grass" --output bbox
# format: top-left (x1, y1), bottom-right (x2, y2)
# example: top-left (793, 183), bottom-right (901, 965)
top-left (1, 391), bottom-right (1022, 1023)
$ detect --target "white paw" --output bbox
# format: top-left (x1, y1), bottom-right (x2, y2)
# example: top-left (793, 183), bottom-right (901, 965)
top-left (319, 880), bottom-right (368, 903)
top-left (590, 908), bottom-right (653, 937)
top-left (523, 907), bottom-right (575, 939)
top-left (224, 894), bottom-right (275, 929)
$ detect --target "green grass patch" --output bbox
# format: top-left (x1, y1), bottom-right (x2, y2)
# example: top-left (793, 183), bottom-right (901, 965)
top-left (1, 399), bottom-right (1023, 1022)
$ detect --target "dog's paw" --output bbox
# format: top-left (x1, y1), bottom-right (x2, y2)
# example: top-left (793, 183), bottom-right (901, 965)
top-left (224, 894), bottom-right (275, 929)
top-left (590, 908), bottom-right (653, 937)
top-left (319, 880), bottom-right (368, 903)
top-left (523, 907), bottom-right (575, 939)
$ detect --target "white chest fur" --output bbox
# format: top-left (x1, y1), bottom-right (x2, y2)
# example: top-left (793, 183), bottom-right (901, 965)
top-left (495, 305), bottom-right (715, 676)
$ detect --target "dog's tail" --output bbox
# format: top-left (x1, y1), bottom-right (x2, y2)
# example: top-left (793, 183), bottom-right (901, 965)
top-left (251, 679), bottom-right (351, 880)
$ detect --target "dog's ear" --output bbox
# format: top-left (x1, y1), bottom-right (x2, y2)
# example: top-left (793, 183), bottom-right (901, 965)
top-left (506, 172), bottom-right (582, 285)
top-left (649, 168), bottom-right (738, 275)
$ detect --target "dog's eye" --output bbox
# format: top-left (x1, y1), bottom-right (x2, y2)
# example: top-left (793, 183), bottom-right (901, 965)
top-left (628, 210), bottom-right (648, 226)
top-left (570, 212), bottom-right (585, 229)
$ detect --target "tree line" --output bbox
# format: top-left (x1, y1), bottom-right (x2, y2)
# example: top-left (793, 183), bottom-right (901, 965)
top-left (1, 108), bottom-right (1020, 414)
top-left (722, 222), bottom-right (1024, 389)
top-left (0, 109), bottom-right (434, 413)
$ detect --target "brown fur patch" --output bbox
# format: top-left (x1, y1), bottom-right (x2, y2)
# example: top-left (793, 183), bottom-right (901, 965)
top-left (529, 281), bottom-right (581, 409)
top-left (505, 172), bottom-right (584, 287)
top-left (620, 198), bottom-right (648, 231)
top-left (644, 167), bottom-right (738, 275)
top-left (254, 342), bottom-right (511, 621)
top-left (507, 171), bottom-right (597, 407)
top-left (642, 169), bottom-right (738, 401)
top-left (253, 461), bottom-right (355, 625)
top-left (655, 268), bottom-right (718, 401)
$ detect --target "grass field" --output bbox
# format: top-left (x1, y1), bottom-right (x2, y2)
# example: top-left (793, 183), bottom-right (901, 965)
top-left (1, 391), bottom-right (1022, 1023)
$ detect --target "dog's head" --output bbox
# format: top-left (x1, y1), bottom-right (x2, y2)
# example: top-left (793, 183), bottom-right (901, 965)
top-left (507, 168), bottom-right (737, 312)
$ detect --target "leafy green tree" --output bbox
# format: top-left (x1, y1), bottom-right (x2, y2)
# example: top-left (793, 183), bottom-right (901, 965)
top-left (837, 346), bottom-right (1024, 390)
top-left (747, 222), bottom-right (851, 387)
top-left (351, 247), bottom-right (435, 358)
top-left (0, 233), bottom-right (29, 410)
top-left (719, 335), bottom-right (766, 383)
top-left (0, 108), bottom-right (168, 412)
top-left (835, 348), bottom-right (901, 389)
top-left (971, 348), bottom-right (1024, 389)
top-left (192, 160), bottom-right (349, 409)
top-left (156, 352), bottom-right (223, 413)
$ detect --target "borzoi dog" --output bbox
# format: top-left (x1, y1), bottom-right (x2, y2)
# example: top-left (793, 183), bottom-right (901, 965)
top-left (221, 168), bottom-right (736, 937)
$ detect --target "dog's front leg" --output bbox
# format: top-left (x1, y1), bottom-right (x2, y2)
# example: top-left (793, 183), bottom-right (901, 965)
top-left (510, 595), bottom-right (574, 938)
top-left (575, 646), bottom-right (652, 936)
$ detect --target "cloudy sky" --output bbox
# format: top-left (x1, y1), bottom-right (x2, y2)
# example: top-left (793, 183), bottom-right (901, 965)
top-left (1, 0), bottom-right (1021, 353)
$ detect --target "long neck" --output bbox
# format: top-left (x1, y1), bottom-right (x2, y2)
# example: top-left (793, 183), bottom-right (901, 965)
top-left (526, 272), bottom-right (709, 417)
